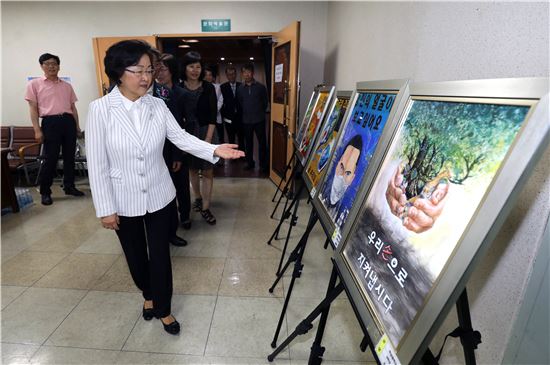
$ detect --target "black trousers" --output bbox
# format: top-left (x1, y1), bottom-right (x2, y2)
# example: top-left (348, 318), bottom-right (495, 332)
top-left (40, 114), bottom-right (77, 195)
top-left (115, 200), bottom-right (176, 318)
top-left (217, 121), bottom-right (244, 149)
top-left (169, 157), bottom-right (191, 229)
top-left (244, 120), bottom-right (268, 169)
top-left (215, 123), bottom-right (225, 144)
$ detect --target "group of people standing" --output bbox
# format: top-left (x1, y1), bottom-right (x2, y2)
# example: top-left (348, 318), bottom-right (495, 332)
top-left (24, 39), bottom-right (271, 336)
top-left (25, 39), bottom-right (249, 335)
top-left (200, 60), bottom-right (270, 174)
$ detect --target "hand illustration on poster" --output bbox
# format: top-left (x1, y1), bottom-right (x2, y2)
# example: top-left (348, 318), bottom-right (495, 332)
top-left (342, 99), bottom-right (531, 348)
top-left (318, 92), bottom-right (396, 232)
top-left (305, 97), bottom-right (350, 188)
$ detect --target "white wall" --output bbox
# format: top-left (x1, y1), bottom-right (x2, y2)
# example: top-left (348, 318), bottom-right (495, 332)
top-left (324, 2), bottom-right (550, 364)
top-left (1, 1), bottom-right (328, 128)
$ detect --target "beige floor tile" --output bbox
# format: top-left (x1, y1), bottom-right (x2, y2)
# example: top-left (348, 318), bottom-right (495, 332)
top-left (1, 248), bottom-right (24, 263)
top-left (1, 285), bottom-right (28, 309)
top-left (218, 258), bottom-right (284, 298)
top-left (171, 237), bottom-right (231, 258)
top-left (123, 294), bottom-right (216, 355)
top-left (1, 251), bottom-right (67, 286)
top-left (1, 343), bottom-right (40, 365)
top-left (26, 223), bottom-right (94, 253)
top-left (191, 356), bottom-right (290, 364)
top-left (205, 296), bottom-right (289, 359)
top-left (1, 287), bottom-right (87, 345)
top-left (228, 227), bottom-right (288, 260)
top-left (29, 346), bottom-right (119, 364)
top-left (76, 227), bottom-right (122, 254)
top-left (34, 253), bottom-right (118, 290)
top-left (286, 297), bottom-right (373, 362)
top-left (91, 255), bottom-right (138, 293)
top-left (46, 291), bottom-right (142, 350)
top-left (0, 230), bottom-right (35, 252)
top-left (172, 257), bottom-right (225, 295)
top-left (115, 350), bottom-right (181, 364)
top-left (117, 352), bottom-right (292, 364)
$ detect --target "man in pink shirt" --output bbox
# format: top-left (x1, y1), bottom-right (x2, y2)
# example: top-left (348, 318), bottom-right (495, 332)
top-left (25, 53), bottom-right (85, 205)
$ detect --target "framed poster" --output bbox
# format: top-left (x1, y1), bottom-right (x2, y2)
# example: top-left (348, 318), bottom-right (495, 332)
top-left (296, 86), bottom-right (335, 166)
top-left (294, 89), bottom-right (319, 153)
top-left (304, 90), bottom-right (352, 197)
top-left (273, 42), bottom-right (291, 104)
top-left (313, 80), bottom-right (410, 249)
top-left (334, 78), bottom-right (550, 364)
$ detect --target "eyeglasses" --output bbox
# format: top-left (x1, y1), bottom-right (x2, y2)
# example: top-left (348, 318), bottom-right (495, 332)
top-left (125, 68), bottom-right (154, 77)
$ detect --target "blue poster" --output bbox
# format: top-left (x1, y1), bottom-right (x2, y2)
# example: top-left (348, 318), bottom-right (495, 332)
top-left (318, 92), bottom-right (396, 232)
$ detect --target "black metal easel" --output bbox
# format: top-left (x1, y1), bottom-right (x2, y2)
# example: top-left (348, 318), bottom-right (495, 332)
top-left (271, 153), bottom-right (296, 203)
top-left (269, 209), bottom-right (319, 347)
top-left (267, 182), bottom-right (305, 275)
top-left (268, 263), bottom-right (482, 365)
top-left (268, 263), bottom-right (344, 363)
top-left (270, 154), bottom-right (302, 220)
top-left (421, 289), bottom-right (481, 365)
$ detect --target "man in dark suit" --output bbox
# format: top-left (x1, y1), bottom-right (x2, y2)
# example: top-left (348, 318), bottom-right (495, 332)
top-left (220, 65), bottom-right (244, 151)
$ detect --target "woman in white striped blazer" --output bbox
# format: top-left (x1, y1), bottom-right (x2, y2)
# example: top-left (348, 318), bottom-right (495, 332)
top-left (86, 40), bottom-right (243, 335)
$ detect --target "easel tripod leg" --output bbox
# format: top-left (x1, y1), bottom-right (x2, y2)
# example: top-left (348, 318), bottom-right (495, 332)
top-left (275, 188), bottom-right (302, 275)
top-left (267, 266), bottom-right (343, 362)
top-left (270, 212), bottom-right (319, 346)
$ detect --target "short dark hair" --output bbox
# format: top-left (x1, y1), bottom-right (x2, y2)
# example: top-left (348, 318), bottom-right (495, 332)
top-left (204, 64), bottom-right (218, 79)
top-left (39, 53), bottom-right (60, 65)
top-left (104, 40), bottom-right (154, 85)
top-left (158, 53), bottom-right (179, 83)
top-left (344, 134), bottom-right (363, 165)
top-left (180, 51), bottom-right (204, 81)
top-left (225, 65), bottom-right (237, 74)
top-left (241, 63), bottom-right (254, 73)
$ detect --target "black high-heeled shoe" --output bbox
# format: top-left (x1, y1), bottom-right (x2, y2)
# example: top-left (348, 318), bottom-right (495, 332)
top-left (157, 315), bottom-right (180, 335)
top-left (142, 306), bottom-right (154, 321)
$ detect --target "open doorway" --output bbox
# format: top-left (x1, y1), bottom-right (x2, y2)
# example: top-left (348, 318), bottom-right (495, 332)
top-left (92, 23), bottom-right (300, 183)
top-left (158, 35), bottom-right (273, 178)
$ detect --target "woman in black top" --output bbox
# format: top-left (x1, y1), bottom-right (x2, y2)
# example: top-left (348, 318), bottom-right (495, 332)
top-left (180, 51), bottom-right (218, 225)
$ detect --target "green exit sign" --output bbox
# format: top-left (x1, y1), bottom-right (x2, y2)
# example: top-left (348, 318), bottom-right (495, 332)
top-left (201, 19), bottom-right (231, 32)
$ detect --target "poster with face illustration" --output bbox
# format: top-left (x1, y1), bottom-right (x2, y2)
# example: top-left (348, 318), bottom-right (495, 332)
top-left (297, 88), bottom-right (334, 165)
top-left (305, 96), bottom-right (350, 192)
top-left (318, 92), bottom-right (396, 235)
top-left (341, 97), bottom-right (533, 350)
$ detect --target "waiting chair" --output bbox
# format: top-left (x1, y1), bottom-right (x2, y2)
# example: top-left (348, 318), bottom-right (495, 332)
top-left (7, 126), bottom-right (43, 186)
top-left (1, 126), bottom-right (11, 148)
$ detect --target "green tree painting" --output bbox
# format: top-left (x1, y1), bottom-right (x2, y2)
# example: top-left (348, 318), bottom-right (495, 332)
top-left (398, 100), bottom-right (529, 200)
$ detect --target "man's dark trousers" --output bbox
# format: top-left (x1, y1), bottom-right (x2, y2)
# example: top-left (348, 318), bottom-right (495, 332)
top-left (40, 113), bottom-right (77, 194)
top-left (244, 120), bottom-right (268, 169)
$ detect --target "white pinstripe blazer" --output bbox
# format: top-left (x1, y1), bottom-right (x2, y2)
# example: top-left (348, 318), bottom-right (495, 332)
top-left (86, 86), bottom-right (218, 218)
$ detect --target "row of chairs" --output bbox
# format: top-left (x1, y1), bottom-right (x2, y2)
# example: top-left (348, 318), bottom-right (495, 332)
top-left (0, 126), bottom-right (87, 186)
top-left (1, 126), bottom-right (43, 185)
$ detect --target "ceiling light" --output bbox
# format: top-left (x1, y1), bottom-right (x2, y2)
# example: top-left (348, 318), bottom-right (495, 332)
top-left (178, 45), bottom-right (191, 48)
top-left (186, 39), bottom-right (199, 43)
top-left (249, 57), bottom-right (254, 60)
top-left (220, 57), bottom-right (225, 61)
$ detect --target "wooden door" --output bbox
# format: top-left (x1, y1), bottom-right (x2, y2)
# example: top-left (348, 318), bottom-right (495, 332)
top-left (92, 36), bottom-right (157, 97)
top-left (269, 21), bottom-right (300, 184)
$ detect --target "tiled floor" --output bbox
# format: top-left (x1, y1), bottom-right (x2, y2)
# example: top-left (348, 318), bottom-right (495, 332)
top-left (1, 177), bottom-right (373, 364)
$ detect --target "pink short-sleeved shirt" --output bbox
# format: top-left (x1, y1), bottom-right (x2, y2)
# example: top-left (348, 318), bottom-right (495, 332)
top-left (24, 77), bottom-right (78, 117)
